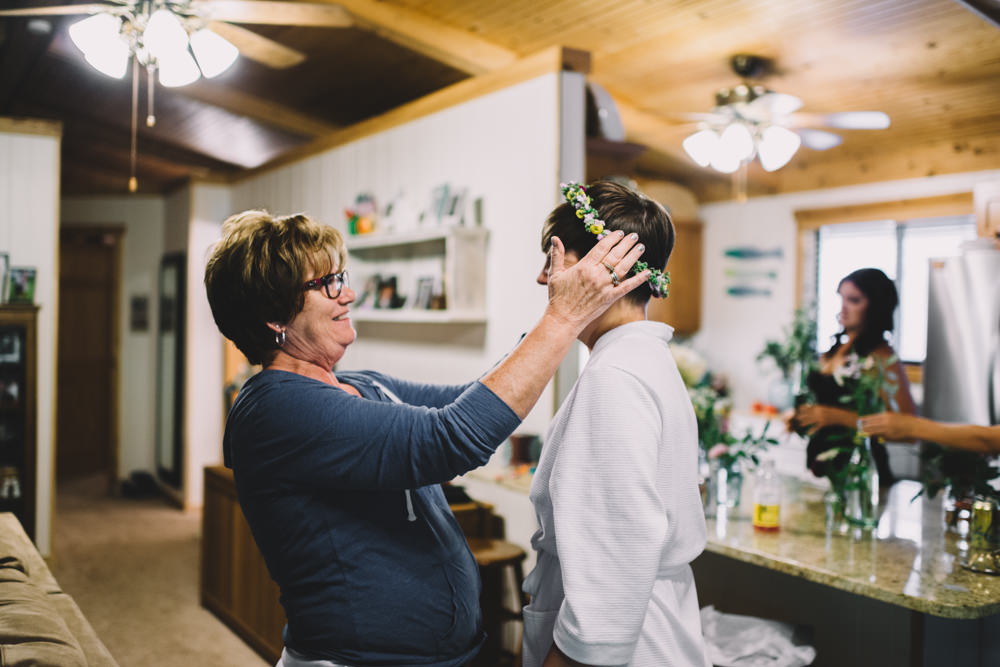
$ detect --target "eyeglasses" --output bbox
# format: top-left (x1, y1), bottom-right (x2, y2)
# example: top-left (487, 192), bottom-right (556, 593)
top-left (303, 270), bottom-right (349, 299)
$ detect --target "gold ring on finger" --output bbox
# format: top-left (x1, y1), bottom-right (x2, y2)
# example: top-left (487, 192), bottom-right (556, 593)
top-left (609, 269), bottom-right (620, 287)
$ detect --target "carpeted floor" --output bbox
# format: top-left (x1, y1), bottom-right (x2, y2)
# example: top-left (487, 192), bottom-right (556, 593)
top-left (49, 475), bottom-right (270, 667)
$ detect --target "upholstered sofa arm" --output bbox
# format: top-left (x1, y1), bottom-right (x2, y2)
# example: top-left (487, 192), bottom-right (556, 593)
top-left (0, 514), bottom-right (118, 667)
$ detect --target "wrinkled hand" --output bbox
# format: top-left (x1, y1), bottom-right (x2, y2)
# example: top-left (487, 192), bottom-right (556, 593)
top-left (858, 412), bottom-right (914, 441)
top-left (545, 231), bottom-right (649, 333)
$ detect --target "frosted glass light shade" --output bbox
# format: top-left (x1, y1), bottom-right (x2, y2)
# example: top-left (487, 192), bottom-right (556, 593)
top-left (190, 29), bottom-right (239, 78)
top-left (719, 123), bottom-right (754, 161)
top-left (158, 50), bottom-right (201, 87)
top-left (709, 150), bottom-right (741, 174)
top-left (144, 9), bottom-right (189, 60)
top-left (682, 129), bottom-right (719, 167)
top-left (69, 14), bottom-right (128, 78)
top-left (758, 125), bottom-right (801, 171)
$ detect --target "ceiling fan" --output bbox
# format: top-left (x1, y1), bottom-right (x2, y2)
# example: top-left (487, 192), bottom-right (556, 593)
top-left (0, 1), bottom-right (355, 75)
top-left (668, 54), bottom-right (891, 173)
top-left (0, 1), bottom-right (355, 191)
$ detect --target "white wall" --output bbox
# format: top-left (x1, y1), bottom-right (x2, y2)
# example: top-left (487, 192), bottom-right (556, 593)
top-left (184, 183), bottom-right (229, 508)
top-left (0, 128), bottom-right (60, 556)
top-left (694, 169), bottom-right (1000, 409)
top-left (61, 196), bottom-right (166, 479)
top-left (231, 73), bottom-right (563, 434)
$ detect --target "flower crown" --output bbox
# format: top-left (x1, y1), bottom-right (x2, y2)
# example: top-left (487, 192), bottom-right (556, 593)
top-left (560, 182), bottom-right (671, 298)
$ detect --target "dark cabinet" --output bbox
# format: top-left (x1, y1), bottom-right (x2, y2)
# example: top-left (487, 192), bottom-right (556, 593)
top-left (0, 305), bottom-right (38, 540)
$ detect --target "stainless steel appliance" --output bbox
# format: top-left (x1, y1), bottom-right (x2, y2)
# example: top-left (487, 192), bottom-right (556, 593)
top-left (924, 239), bottom-right (1000, 426)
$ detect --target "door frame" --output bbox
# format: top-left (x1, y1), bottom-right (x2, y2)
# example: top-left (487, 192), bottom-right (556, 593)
top-left (57, 224), bottom-right (125, 491)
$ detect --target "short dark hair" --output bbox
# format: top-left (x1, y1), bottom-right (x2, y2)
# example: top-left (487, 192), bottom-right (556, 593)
top-left (828, 267), bottom-right (899, 357)
top-left (204, 210), bottom-right (345, 365)
top-left (541, 180), bottom-right (675, 305)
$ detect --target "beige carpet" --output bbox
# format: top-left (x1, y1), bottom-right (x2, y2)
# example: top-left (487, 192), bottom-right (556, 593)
top-left (50, 476), bottom-right (269, 667)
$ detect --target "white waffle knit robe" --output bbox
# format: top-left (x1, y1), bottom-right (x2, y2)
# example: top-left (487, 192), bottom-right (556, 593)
top-left (522, 321), bottom-right (710, 667)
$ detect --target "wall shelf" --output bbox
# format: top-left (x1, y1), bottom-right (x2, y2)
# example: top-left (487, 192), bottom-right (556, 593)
top-left (350, 309), bottom-right (487, 324)
top-left (345, 225), bottom-right (488, 325)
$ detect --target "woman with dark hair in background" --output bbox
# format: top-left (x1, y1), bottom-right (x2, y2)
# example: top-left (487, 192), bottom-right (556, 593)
top-left (792, 267), bottom-right (916, 485)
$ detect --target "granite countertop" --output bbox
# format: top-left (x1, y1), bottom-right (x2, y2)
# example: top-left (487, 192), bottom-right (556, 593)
top-left (708, 477), bottom-right (1000, 619)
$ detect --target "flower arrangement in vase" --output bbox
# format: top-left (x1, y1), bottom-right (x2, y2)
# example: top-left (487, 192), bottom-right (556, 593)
top-left (815, 353), bottom-right (898, 530)
top-left (756, 304), bottom-right (819, 410)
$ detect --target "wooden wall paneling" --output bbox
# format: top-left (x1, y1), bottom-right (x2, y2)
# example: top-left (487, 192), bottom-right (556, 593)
top-left (794, 192), bottom-right (975, 229)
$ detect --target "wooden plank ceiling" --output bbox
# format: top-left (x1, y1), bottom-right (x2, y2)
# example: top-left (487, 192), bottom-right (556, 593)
top-left (0, 0), bottom-right (998, 201)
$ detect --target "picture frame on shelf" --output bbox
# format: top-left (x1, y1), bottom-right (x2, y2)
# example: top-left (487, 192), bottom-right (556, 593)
top-left (374, 275), bottom-right (406, 309)
top-left (441, 188), bottom-right (468, 227)
top-left (413, 276), bottom-right (435, 310)
top-left (355, 274), bottom-right (380, 310)
top-left (422, 184), bottom-right (450, 226)
top-left (0, 331), bottom-right (21, 364)
top-left (0, 253), bottom-right (8, 304)
top-left (7, 268), bottom-right (35, 305)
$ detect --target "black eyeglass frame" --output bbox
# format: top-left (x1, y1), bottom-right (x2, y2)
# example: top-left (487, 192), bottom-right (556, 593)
top-left (303, 270), bottom-right (349, 299)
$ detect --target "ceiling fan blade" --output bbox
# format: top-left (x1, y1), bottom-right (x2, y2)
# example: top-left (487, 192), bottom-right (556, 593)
top-left (195, 1), bottom-right (353, 27)
top-left (747, 92), bottom-right (803, 116)
top-left (821, 111), bottom-right (891, 130)
top-left (658, 111), bottom-right (728, 125)
top-left (787, 110), bottom-right (890, 130)
top-left (207, 21), bottom-right (305, 68)
top-left (797, 128), bottom-right (843, 151)
top-left (0, 4), bottom-right (113, 17)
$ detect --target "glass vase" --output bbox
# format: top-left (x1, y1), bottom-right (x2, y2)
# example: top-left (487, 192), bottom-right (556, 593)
top-left (844, 436), bottom-right (880, 530)
top-left (709, 458), bottom-right (743, 510)
top-left (824, 487), bottom-right (847, 534)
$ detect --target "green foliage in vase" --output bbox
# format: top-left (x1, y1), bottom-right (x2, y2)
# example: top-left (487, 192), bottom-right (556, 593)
top-left (710, 421), bottom-right (780, 471)
top-left (757, 304), bottom-right (819, 383)
top-left (919, 444), bottom-right (1000, 501)
top-left (834, 353), bottom-right (899, 417)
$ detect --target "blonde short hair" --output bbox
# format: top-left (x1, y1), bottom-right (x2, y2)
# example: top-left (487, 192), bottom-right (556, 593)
top-left (204, 210), bottom-right (346, 365)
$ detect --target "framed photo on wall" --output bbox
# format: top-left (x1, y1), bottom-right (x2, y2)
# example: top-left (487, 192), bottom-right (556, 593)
top-left (7, 268), bottom-right (35, 304)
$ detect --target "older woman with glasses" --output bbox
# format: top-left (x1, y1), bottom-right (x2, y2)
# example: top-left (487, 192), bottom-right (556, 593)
top-left (204, 209), bottom-right (649, 667)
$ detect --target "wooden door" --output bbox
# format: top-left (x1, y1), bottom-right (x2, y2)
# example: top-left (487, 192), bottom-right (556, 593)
top-left (57, 228), bottom-right (121, 482)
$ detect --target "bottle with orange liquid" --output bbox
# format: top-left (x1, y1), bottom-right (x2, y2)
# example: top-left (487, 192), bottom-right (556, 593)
top-left (752, 457), bottom-right (781, 532)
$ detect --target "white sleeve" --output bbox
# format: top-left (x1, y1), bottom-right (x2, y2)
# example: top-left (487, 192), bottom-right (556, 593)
top-left (550, 365), bottom-right (668, 665)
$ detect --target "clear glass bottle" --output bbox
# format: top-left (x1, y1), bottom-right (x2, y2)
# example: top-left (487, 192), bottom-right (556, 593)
top-left (752, 457), bottom-right (781, 532)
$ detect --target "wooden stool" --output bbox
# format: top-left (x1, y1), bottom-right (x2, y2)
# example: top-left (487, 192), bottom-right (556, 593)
top-left (467, 537), bottom-right (528, 667)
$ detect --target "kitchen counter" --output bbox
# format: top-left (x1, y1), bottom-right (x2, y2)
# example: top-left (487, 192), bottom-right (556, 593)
top-left (707, 477), bottom-right (1000, 619)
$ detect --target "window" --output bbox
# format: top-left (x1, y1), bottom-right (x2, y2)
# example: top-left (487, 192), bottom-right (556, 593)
top-left (813, 215), bottom-right (977, 362)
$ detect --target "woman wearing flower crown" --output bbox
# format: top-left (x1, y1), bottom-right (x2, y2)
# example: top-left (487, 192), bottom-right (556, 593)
top-left (791, 267), bottom-right (916, 484)
top-left (204, 210), bottom-right (649, 667)
top-left (522, 181), bottom-right (709, 667)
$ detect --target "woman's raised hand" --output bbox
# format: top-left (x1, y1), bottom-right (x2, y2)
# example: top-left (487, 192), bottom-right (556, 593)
top-left (545, 231), bottom-right (649, 333)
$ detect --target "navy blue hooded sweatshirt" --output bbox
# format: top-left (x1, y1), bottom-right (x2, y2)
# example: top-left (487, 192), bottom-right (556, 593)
top-left (223, 369), bottom-right (521, 666)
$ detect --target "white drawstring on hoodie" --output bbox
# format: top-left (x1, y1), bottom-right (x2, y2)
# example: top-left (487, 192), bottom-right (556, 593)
top-left (371, 379), bottom-right (418, 522)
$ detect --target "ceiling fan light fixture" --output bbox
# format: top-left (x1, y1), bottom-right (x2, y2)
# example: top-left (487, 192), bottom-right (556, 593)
top-left (682, 129), bottom-right (719, 167)
top-left (69, 13), bottom-right (128, 78)
top-left (158, 50), bottom-right (201, 87)
top-left (709, 150), bottom-right (741, 174)
top-left (144, 9), bottom-right (190, 61)
top-left (719, 122), bottom-right (755, 161)
top-left (758, 125), bottom-right (801, 171)
top-left (190, 28), bottom-right (239, 78)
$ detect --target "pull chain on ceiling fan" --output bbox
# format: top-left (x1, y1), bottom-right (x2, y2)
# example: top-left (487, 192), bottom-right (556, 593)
top-left (1, 0), bottom-right (354, 192)
top-left (673, 54), bottom-right (890, 174)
